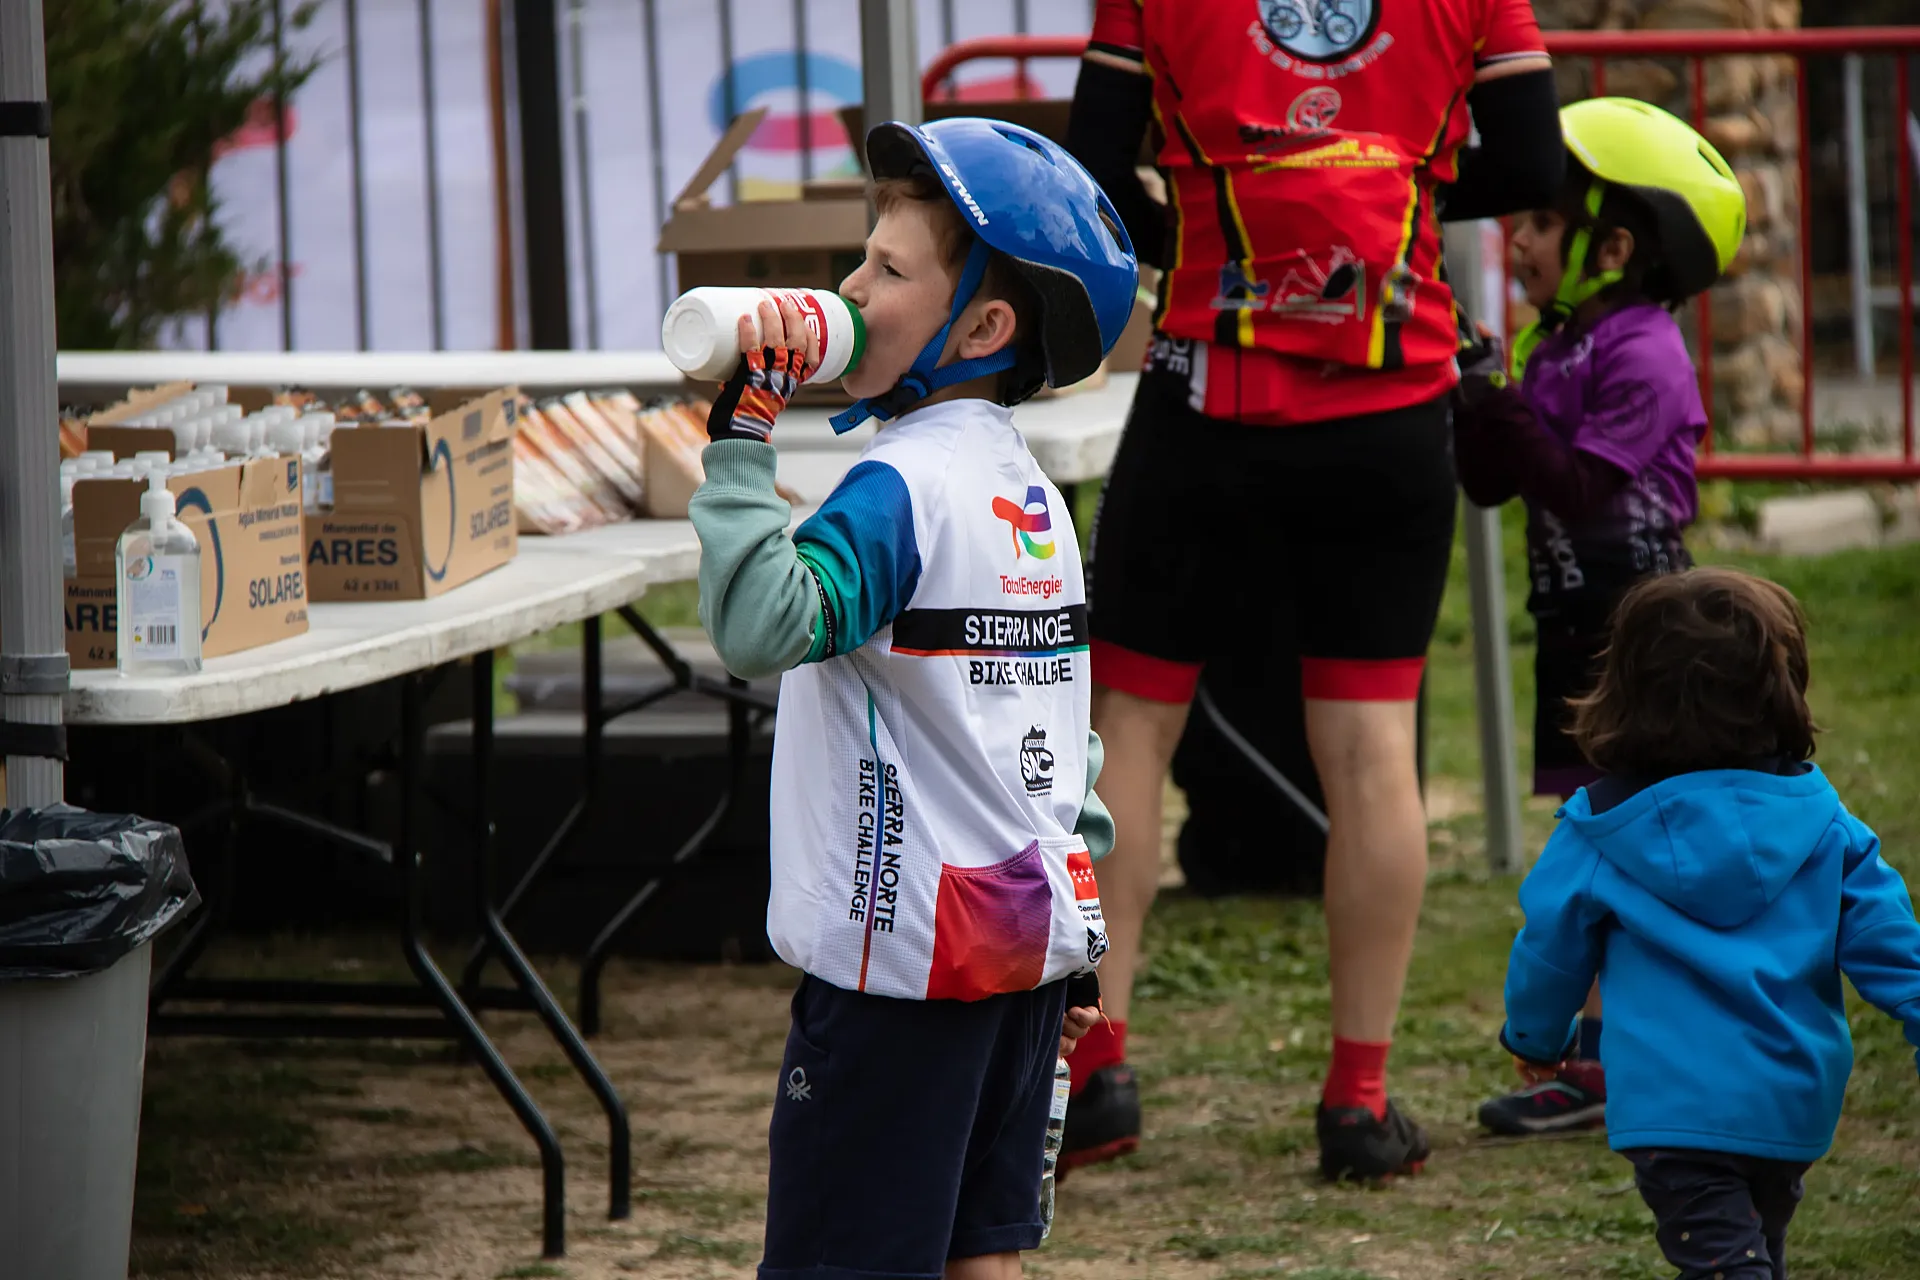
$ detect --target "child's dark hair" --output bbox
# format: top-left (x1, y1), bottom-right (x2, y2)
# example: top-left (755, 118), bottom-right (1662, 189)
top-left (1557, 160), bottom-right (1677, 305)
top-left (871, 174), bottom-right (1046, 404)
top-left (1570, 567), bottom-right (1818, 776)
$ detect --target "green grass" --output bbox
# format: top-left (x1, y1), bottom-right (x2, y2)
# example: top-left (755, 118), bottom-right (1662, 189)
top-left (131, 1054), bottom-right (356, 1274)
top-left (130, 507), bottom-right (1920, 1278)
top-left (1038, 525), bottom-right (1920, 1278)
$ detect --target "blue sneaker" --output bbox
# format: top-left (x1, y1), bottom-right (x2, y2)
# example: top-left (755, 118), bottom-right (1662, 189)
top-left (1478, 1061), bottom-right (1607, 1135)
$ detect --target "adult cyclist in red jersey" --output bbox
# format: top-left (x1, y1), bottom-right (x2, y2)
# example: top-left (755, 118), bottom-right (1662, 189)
top-left (1063, 0), bottom-right (1565, 1182)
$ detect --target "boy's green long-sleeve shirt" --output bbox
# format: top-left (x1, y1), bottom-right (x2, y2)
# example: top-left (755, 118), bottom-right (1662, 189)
top-left (688, 436), bottom-right (1114, 860)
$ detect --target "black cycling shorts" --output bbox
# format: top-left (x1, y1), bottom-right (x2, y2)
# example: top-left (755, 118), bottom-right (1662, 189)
top-left (1088, 367), bottom-right (1457, 704)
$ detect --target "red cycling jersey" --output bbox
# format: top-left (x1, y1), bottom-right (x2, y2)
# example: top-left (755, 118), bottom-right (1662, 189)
top-left (1091, 0), bottom-right (1545, 424)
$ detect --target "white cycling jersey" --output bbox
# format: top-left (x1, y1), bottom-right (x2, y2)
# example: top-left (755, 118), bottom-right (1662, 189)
top-left (768, 398), bottom-right (1107, 1001)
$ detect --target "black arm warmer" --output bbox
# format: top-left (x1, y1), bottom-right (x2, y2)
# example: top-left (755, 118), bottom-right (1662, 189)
top-left (1453, 383), bottom-right (1632, 521)
top-left (1066, 56), bottom-right (1167, 270)
top-left (1440, 68), bottom-right (1566, 223)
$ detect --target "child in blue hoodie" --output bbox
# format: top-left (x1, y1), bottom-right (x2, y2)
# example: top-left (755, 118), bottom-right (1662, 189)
top-left (1499, 566), bottom-right (1920, 1280)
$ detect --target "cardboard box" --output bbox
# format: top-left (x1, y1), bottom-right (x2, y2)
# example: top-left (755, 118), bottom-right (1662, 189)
top-left (65, 442), bottom-right (309, 670)
top-left (660, 106), bottom-right (870, 294)
top-left (305, 388), bottom-right (518, 602)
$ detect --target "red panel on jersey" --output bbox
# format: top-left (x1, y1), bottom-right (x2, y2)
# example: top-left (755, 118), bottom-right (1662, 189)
top-left (1121, 0), bottom-right (1544, 422)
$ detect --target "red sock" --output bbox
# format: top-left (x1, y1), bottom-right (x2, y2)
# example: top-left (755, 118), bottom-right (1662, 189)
top-left (1068, 1018), bottom-right (1127, 1096)
top-left (1323, 1037), bottom-right (1391, 1120)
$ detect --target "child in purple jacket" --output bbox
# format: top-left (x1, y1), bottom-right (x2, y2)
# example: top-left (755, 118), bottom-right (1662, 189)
top-left (1452, 98), bottom-right (1748, 1138)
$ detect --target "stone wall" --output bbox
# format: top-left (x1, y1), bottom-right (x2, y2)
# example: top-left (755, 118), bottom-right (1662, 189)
top-left (1532, 0), bottom-right (1805, 447)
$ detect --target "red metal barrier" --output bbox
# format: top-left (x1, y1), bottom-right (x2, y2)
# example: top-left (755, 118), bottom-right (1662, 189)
top-left (922, 29), bottom-right (1920, 481)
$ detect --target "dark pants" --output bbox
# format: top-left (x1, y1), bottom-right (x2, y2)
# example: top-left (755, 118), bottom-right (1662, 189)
top-left (1625, 1148), bottom-right (1812, 1280)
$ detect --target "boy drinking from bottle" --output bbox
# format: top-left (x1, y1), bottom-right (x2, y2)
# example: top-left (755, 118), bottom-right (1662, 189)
top-left (685, 118), bottom-right (1139, 1280)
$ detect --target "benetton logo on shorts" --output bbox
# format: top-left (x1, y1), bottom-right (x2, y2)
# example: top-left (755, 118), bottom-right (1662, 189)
top-left (991, 486), bottom-right (1057, 561)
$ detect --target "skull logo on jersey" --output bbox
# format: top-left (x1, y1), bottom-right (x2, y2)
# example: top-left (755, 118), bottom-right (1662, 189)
top-left (1259, 0), bottom-right (1378, 62)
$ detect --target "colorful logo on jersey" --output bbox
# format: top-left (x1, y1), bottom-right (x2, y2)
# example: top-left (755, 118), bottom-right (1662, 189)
top-left (1287, 87), bottom-right (1342, 132)
top-left (1257, 0), bottom-right (1380, 63)
top-left (992, 487), bottom-right (1057, 561)
top-left (1213, 262), bottom-right (1273, 310)
top-left (1215, 247), bottom-right (1365, 324)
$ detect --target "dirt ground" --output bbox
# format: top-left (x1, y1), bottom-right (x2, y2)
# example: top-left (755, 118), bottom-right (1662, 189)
top-left (131, 782), bottom-right (1513, 1280)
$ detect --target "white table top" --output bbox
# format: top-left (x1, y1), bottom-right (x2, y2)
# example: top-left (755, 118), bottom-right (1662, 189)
top-left (61, 374), bottom-right (1140, 726)
top-left (65, 520), bottom-right (707, 727)
top-left (57, 350), bottom-right (685, 399)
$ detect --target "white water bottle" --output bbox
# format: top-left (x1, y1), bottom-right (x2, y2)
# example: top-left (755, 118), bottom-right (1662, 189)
top-left (662, 287), bottom-right (866, 384)
top-left (116, 474), bottom-right (203, 676)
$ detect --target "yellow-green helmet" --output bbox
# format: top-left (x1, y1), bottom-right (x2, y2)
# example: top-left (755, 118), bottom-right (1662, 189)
top-left (1561, 97), bottom-right (1747, 300)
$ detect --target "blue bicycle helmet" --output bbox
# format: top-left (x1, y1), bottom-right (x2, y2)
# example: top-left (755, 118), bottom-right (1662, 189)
top-left (832, 117), bottom-right (1139, 433)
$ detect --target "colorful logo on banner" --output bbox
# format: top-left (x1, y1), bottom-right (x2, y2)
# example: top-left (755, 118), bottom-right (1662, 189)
top-left (711, 51), bottom-right (864, 197)
top-left (992, 486), bottom-right (1057, 561)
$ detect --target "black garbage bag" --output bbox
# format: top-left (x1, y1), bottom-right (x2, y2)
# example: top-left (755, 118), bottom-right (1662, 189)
top-left (0, 803), bottom-right (198, 979)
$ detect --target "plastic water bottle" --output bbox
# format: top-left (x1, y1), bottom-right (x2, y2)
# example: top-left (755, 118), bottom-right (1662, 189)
top-left (1039, 1055), bottom-right (1070, 1239)
top-left (116, 474), bottom-right (202, 677)
top-left (661, 286), bottom-right (866, 384)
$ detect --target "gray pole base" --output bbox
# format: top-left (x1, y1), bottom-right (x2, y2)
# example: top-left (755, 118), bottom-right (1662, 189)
top-left (0, 944), bottom-right (155, 1280)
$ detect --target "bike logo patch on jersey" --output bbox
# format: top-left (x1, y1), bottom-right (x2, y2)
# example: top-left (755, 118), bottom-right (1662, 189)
top-left (1287, 86), bottom-right (1341, 132)
top-left (1258, 0), bottom-right (1377, 62)
top-left (1212, 261), bottom-right (1273, 311)
top-left (1020, 725), bottom-right (1056, 795)
top-left (1214, 247), bottom-right (1365, 325)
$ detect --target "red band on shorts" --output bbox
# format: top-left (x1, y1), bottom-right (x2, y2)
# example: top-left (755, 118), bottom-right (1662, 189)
top-left (1091, 639), bottom-right (1202, 705)
top-left (1300, 656), bottom-right (1426, 702)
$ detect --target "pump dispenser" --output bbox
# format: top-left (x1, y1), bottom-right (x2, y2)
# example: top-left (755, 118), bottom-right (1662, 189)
top-left (116, 474), bottom-right (203, 675)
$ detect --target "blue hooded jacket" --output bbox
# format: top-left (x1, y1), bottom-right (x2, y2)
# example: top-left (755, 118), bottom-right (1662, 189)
top-left (1501, 764), bottom-right (1920, 1161)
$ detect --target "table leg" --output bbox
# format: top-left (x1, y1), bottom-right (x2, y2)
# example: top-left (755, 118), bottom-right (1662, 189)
top-left (396, 671), bottom-right (569, 1258)
top-left (462, 613), bottom-right (606, 996)
top-left (576, 667), bottom-right (752, 1038)
top-left (467, 650), bottom-right (633, 1223)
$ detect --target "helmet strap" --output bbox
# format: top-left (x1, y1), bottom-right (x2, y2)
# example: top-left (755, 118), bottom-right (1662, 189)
top-left (1509, 178), bottom-right (1624, 380)
top-left (831, 238), bottom-right (1020, 433)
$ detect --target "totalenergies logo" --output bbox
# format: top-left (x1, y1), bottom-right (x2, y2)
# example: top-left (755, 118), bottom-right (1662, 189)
top-left (992, 486), bottom-right (1056, 561)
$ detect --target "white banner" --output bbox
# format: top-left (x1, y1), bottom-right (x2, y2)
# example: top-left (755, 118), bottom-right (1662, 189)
top-left (175, 0), bottom-right (1095, 354)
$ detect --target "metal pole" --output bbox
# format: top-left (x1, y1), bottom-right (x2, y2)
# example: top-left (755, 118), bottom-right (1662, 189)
top-left (0, 0), bottom-right (67, 806)
top-left (860, 0), bottom-right (922, 132)
top-left (641, 0), bottom-right (669, 318)
top-left (514, 0), bottom-right (573, 349)
top-left (1443, 224), bottom-right (1524, 875)
top-left (420, 0), bottom-right (448, 350)
top-left (565, 0), bottom-right (600, 348)
top-left (1844, 55), bottom-right (1875, 379)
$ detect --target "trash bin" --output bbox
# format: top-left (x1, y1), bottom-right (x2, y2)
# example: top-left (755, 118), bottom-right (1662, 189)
top-left (0, 804), bottom-right (199, 1280)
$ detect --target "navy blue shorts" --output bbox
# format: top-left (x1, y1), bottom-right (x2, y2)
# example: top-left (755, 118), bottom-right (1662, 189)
top-left (760, 974), bottom-right (1070, 1279)
top-left (1624, 1148), bottom-right (1811, 1280)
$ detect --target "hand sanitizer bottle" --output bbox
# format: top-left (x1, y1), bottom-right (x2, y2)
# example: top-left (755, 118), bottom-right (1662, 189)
top-left (116, 474), bottom-right (203, 676)
top-left (60, 474), bottom-right (78, 579)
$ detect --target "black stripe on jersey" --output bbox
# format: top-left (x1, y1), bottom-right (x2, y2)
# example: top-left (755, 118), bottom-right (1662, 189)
top-left (1385, 88), bottom-right (1468, 372)
top-left (892, 605), bottom-right (1089, 655)
top-left (1169, 112), bottom-right (1244, 350)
